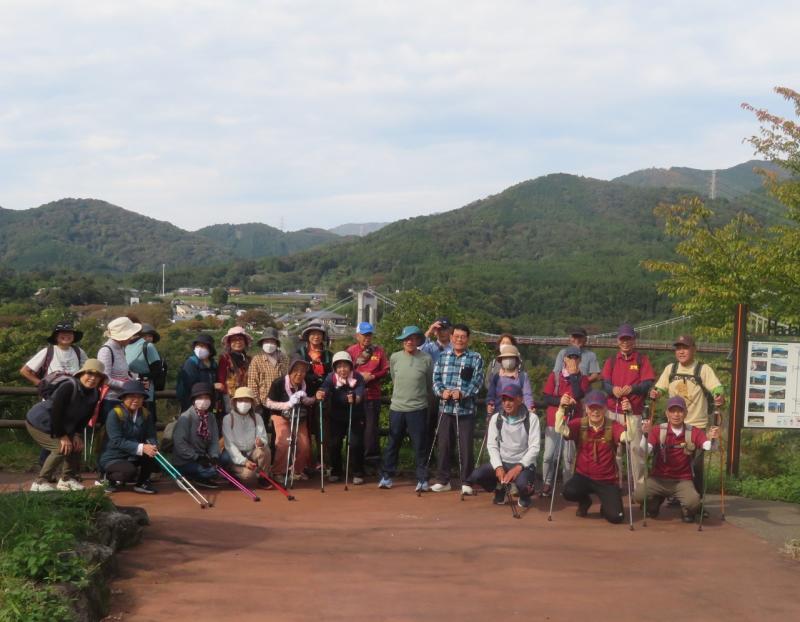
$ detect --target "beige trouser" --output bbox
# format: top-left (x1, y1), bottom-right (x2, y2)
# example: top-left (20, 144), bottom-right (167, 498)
top-left (27, 422), bottom-right (80, 482)
top-left (229, 446), bottom-right (270, 482)
top-left (634, 477), bottom-right (701, 514)
top-left (610, 412), bottom-right (644, 492)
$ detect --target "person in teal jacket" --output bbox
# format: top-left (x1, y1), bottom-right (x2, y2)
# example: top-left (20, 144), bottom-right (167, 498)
top-left (98, 380), bottom-right (159, 494)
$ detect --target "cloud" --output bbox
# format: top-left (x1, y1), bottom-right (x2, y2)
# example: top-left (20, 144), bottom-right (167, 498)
top-left (0, 1), bottom-right (799, 229)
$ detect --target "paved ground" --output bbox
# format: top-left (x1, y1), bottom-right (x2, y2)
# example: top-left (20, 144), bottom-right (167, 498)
top-left (3, 472), bottom-right (799, 621)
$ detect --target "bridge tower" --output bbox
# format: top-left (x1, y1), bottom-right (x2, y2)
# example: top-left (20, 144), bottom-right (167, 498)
top-left (357, 290), bottom-right (378, 326)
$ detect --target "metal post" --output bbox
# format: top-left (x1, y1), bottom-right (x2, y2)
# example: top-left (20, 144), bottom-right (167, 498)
top-left (727, 303), bottom-right (748, 477)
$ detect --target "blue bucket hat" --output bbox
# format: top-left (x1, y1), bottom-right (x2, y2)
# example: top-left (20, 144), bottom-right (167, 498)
top-left (395, 325), bottom-right (423, 341)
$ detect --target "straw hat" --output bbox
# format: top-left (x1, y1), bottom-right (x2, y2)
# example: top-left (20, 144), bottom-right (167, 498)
top-left (232, 387), bottom-right (257, 401)
top-left (74, 358), bottom-right (106, 379)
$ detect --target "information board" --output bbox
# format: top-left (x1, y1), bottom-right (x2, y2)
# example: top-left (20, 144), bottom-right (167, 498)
top-left (745, 341), bottom-right (800, 428)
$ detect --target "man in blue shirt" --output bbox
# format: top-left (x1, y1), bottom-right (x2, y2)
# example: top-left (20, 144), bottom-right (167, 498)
top-left (419, 317), bottom-right (454, 363)
top-left (431, 323), bottom-right (484, 495)
top-left (552, 326), bottom-right (601, 383)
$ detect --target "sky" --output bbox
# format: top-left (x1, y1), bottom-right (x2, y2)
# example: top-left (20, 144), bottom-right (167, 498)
top-left (1, 1), bottom-right (799, 231)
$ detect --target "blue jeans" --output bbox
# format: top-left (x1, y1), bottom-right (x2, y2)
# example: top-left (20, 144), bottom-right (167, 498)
top-left (468, 462), bottom-right (536, 500)
top-left (381, 408), bottom-right (428, 482)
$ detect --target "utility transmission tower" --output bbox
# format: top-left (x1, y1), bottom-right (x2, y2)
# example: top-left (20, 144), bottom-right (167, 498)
top-left (710, 170), bottom-right (717, 200)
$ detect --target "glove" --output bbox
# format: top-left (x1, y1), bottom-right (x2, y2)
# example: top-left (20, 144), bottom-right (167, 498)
top-left (293, 390), bottom-right (307, 400)
top-left (288, 394), bottom-right (300, 407)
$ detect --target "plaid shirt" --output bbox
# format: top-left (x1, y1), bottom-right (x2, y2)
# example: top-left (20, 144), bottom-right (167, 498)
top-left (246, 352), bottom-right (289, 407)
top-left (433, 349), bottom-right (484, 416)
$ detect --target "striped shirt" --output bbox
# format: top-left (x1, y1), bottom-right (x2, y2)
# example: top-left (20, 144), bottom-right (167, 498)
top-left (433, 349), bottom-right (484, 417)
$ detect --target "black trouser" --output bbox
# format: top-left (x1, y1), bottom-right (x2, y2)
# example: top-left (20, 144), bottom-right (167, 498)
top-left (329, 415), bottom-right (365, 478)
top-left (693, 450), bottom-right (705, 495)
top-left (562, 472), bottom-right (624, 524)
top-left (104, 456), bottom-right (158, 484)
top-left (436, 414), bottom-right (475, 485)
top-left (362, 399), bottom-right (382, 469)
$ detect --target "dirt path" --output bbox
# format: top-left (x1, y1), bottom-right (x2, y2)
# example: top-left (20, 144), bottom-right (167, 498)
top-left (78, 475), bottom-right (800, 622)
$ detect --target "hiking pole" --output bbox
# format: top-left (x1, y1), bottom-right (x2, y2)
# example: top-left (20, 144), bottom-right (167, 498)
top-left (547, 434), bottom-right (564, 522)
top-left (698, 444), bottom-right (714, 531)
top-left (424, 400), bottom-right (446, 474)
top-left (455, 407), bottom-right (465, 501)
top-left (715, 408), bottom-right (726, 521)
top-left (505, 483), bottom-right (521, 519)
top-left (642, 398), bottom-right (655, 527)
top-left (153, 452), bottom-right (211, 508)
top-left (344, 397), bottom-right (353, 491)
top-left (623, 403), bottom-right (635, 532)
top-left (319, 400), bottom-right (325, 493)
top-left (283, 406), bottom-right (299, 487)
top-left (216, 465), bottom-right (261, 502)
top-left (257, 468), bottom-right (296, 501)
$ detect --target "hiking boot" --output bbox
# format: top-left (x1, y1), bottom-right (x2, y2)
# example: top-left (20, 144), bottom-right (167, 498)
top-left (493, 488), bottom-right (507, 505)
top-left (192, 478), bottom-right (220, 490)
top-left (681, 508), bottom-right (696, 523)
top-left (576, 497), bottom-right (591, 518)
top-left (431, 482), bottom-right (452, 492)
top-left (518, 496), bottom-right (532, 509)
top-left (57, 478), bottom-right (85, 491)
top-left (415, 481), bottom-right (430, 493)
top-left (133, 481), bottom-right (157, 495)
top-left (646, 497), bottom-right (664, 519)
top-left (539, 484), bottom-right (553, 498)
top-left (95, 478), bottom-right (119, 493)
top-left (352, 476), bottom-right (365, 486)
top-left (30, 480), bottom-right (56, 492)
top-left (378, 476), bottom-right (393, 489)
top-left (461, 484), bottom-right (474, 496)
top-left (667, 496), bottom-right (681, 507)
top-left (257, 477), bottom-right (274, 490)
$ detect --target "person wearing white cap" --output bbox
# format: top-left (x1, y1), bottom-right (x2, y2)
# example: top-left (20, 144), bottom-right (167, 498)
top-left (98, 316), bottom-right (141, 400)
top-left (316, 351), bottom-right (366, 484)
top-left (222, 387), bottom-right (270, 484)
top-left (347, 321), bottom-right (389, 472)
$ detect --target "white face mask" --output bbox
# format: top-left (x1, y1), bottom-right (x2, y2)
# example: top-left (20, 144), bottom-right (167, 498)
top-left (262, 342), bottom-right (278, 354)
top-left (194, 398), bottom-right (211, 411)
top-left (235, 401), bottom-right (252, 414)
top-left (501, 358), bottom-right (517, 371)
top-left (194, 346), bottom-right (210, 360)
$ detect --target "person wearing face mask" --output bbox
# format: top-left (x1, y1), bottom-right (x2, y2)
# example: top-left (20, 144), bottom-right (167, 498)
top-left (97, 380), bottom-right (159, 494)
top-left (316, 351), bottom-right (366, 485)
top-left (483, 333), bottom-right (522, 391)
top-left (176, 334), bottom-right (223, 413)
top-left (171, 382), bottom-right (227, 488)
top-left (539, 346), bottom-right (590, 497)
top-left (221, 387), bottom-right (270, 485)
top-left (247, 327), bottom-right (289, 414)
top-left (485, 345), bottom-right (534, 415)
top-left (267, 357), bottom-right (316, 480)
top-left (217, 326), bottom-right (253, 415)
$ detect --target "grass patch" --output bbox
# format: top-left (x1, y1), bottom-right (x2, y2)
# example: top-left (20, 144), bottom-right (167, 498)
top-left (0, 488), bottom-right (113, 622)
top-left (0, 430), bottom-right (39, 472)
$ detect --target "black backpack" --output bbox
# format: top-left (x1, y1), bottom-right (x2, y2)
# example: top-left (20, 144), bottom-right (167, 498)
top-left (495, 411), bottom-right (531, 443)
top-left (39, 374), bottom-right (78, 400)
top-left (143, 343), bottom-right (168, 391)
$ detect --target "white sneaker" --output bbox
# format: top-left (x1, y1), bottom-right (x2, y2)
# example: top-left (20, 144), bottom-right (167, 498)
top-left (430, 482), bottom-right (452, 492)
top-left (56, 478), bottom-right (85, 491)
top-left (461, 484), bottom-right (475, 496)
top-left (30, 480), bottom-right (56, 492)
top-left (352, 477), bottom-right (365, 485)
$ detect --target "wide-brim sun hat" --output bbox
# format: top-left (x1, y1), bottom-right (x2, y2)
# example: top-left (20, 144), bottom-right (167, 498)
top-left (48, 322), bottom-right (84, 345)
top-left (496, 344), bottom-right (521, 360)
top-left (190, 382), bottom-right (214, 399)
top-left (105, 317), bottom-right (142, 341)
top-left (119, 380), bottom-right (149, 399)
top-left (395, 325), bottom-right (423, 341)
top-left (332, 351), bottom-right (353, 366)
top-left (257, 327), bottom-right (281, 346)
top-left (222, 325), bottom-right (252, 349)
top-left (74, 358), bottom-right (106, 379)
top-left (139, 323), bottom-right (161, 343)
top-left (232, 386), bottom-right (257, 401)
top-left (288, 355), bottom-right (310, 374)
top-left (300, 323), bottom-right (327, 341)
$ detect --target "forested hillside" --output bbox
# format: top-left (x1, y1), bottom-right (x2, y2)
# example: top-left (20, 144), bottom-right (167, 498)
top-left (196, 223), bottom-right (343, 259)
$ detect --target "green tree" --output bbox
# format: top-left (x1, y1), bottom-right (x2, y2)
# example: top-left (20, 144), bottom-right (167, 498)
top-left (211, 287), bottom-right (229, 305)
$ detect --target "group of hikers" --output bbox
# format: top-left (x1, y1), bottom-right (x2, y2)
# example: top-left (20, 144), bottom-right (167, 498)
top-left (21, 314), bottom-right (725, 524)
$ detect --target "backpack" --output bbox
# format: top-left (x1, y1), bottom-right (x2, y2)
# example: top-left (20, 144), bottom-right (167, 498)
top-left (577, 416), bottom-right (616, 461)
top-left (160, 416), bottom-right (179, 453)
top-left (657, 423), bottom-right (696, 456)
top-left (143, 343), bottom-right (168, 392)
top-left (38, 374), bottom-right (78, 401)
top-left (668, 362), bottom-right (714, 416)
top-left (37, 344), bottom-right (82, 380)
top-left (495, 411), bottom-right (531, 443)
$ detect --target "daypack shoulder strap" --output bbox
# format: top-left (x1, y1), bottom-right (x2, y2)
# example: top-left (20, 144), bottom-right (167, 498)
top-left (39, 344), bottom-right (55, 379)
top-left (101, 344), bottom-right (115, 365)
